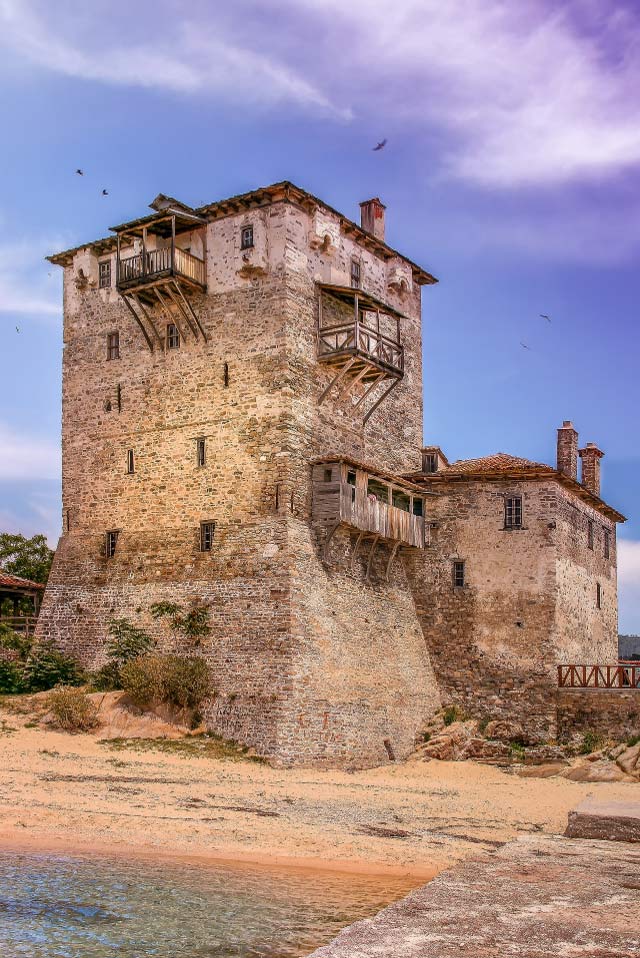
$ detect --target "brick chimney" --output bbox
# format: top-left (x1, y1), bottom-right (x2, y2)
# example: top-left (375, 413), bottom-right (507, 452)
top-left (579, 442), bottom-right (604, 497)
top-left (556, 421), bottom-right (578, 480)
top-left (360, 197), bottom-right (386, 241)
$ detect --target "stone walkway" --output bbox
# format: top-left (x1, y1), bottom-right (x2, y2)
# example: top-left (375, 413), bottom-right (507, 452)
top-left (308, 833), bottom-right (640, 956)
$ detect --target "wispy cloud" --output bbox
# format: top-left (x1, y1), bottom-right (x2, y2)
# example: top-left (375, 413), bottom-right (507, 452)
top-left (294, 0), bottom-right (640, 188)
top-left (0, 237), bottom-right (61, 318)
top-left (0, 0), bottom-right (349, 118)
top-left (0, 421), bottom-right (60, 481)
top-left (618, 539), bottom-right (640, 635)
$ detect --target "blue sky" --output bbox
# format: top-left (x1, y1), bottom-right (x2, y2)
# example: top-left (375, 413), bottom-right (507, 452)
top-left (0, 0), bottom-right (638, 631)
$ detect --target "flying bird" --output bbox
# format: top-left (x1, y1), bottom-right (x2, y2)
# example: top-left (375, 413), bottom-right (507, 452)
top-left (520, 341), bottom-right (531, 350)
top-left (372, 139), bottom-right (387, 151)
top-left (75, 169), bottom-right (84, 175)
top-left (540, 313), bottom-right (552, 323)
top-left (15, 326), bottom-right (20, 333)
top-left (102, 189), bottom-right (109, 196)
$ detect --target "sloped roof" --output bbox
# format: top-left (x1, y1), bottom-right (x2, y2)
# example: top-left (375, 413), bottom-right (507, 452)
top-left (442, 453), bottom-right (555, 475)
top-left (405, 453), bottom-right (625, 523)
top-left (0, 571), bottom-right (46, 591)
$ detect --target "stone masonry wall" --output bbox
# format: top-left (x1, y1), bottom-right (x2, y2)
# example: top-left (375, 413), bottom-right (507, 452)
top-left (557, 689), bottom-right (640, 743)
top-left (407, 479), bottom-right (563, 741)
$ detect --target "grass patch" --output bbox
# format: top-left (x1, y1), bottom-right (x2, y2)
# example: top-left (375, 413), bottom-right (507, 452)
top-left (509, 742), bottom-right (526, 761)
top-left (626, 734), bottom-right (640, 748)
top-left (98, 734), bottom-right (265, 763)
top-left (0, 720), bottom-right (17, 735)
top-left (443, 705), bottom-right (464, 726)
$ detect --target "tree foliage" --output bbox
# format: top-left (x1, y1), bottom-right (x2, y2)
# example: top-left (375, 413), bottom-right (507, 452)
top-left (0, 533), bottom-right (54, 584)
top-left (150, 601), bottom-right (211, 646)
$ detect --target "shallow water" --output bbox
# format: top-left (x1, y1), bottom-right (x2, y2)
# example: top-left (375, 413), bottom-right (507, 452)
top-left (0, 851), bottom-right (418, 957)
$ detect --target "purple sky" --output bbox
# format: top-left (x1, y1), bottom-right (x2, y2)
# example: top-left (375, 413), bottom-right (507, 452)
top-left (0, 0), bottom-right (638, 630)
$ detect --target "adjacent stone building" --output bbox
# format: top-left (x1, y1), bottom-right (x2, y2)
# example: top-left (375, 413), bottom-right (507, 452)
top-left (405, 424), bottom-right (625, 739)
top-left (40, 181), bottom-right (627, 763)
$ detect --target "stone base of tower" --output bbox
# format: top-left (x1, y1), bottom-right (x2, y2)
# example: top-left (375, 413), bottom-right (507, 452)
top-left (36, 522), bottom-right (440, 769)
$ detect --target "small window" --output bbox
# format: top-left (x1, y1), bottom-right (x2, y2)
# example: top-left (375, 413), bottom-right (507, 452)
top-left (126, 449), bottom-right (134, 474)
top-left (107, 332), bottom-right (120, 360)
top-left (197, 438), bottom-right (206, 468)
top-left (200, 521), bottom-right (216, 552)
top-left (347, 470), bottom-right (357, 486)
top-left (166, 323), bottom-right (180, 349)
top-left (240, 225), bottom-right (254, 250)
top-left (453, 560), bottom-right (465, 588)
top-left (412, 497), bottom-right (423, 517)
top-left (504, 496), bottom-right (523, 529)
top-left (99, 260), bottom-right (111, 289)
top-left (350, 258), bottom-right (361, 289)
top-left (65, 509), bottom-right (71, 533)
top-left (423, 453), bottom-right (437, 474)
top-left (603, 529), bottom-right (610, 560)
top-left (105, 530), bottom-right (119, 559)
top-left (392, 489), bottom-right (411, 512)
top-left (223, 362), bottom-right (229, 387)
top-left (587, 520), bottom-right (594, 550)
top-left (323, 468), bottom-right (333, 482)
top-left (596, 582), bottom-right (602, 609)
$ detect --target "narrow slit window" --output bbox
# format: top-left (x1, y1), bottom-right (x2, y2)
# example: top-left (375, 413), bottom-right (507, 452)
top-left (603, 528), bottom-right (610, 560)
top-left (596, 582), bottom-right (602, 609)
top-left (105, 530), bottom-right (119, 559)
top-left (350, 258), bottom-right (361, 289)
top-left (240, 225), bottom-right (254, 250)
top-left (126, 449), bottom-right (134, 474)
top-left (107, 332), bottom-right (120, 360)
top-left (453, 560), bottom-right (465, 588)
top-left (587, 519), bottom-right (594, 550)
top-left (223, 362), bottom-right (229, 387)
top-left (504, 496), bottom-right (523, 529)
top-left (99, 260), bottom-right (112, 289)
top-left (197, 438), bottom-right (206, 468)
top-left (116, 383), bottom-right (122, 412)
top-left (166, 323), bottom-right (180, 349)
top-left (200, 521), bottom-right (216, 552)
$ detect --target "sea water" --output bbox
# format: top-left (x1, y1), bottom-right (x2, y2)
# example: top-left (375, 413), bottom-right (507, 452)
top-left (0, 851), bottom-right (417, 957)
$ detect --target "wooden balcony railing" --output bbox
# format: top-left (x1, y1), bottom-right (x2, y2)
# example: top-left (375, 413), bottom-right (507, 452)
top-left (117, 247), bottom-right (205, 290)
top-left (338, 483), bottom-right (426, 548)
top-left (0, 616), bottom-right (38, 637)
top-left (558, 664), bottom-right (640, 689)
top-left (318, 319), bottom-right (404, 374)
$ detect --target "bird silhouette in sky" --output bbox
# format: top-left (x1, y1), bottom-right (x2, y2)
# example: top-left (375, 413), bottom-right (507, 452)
top-left (372, 139), bottom-right (387, 151)
top-left (102, 189), bottom-right (109, 195)
top-left (15, 326), bottom-right (20, 333)
top-left (75, 169), bottom-right (84, 175)
top-left (520, 341), bottom-right (531, 350)
top-left (540, 313), bottom-right (552, 323)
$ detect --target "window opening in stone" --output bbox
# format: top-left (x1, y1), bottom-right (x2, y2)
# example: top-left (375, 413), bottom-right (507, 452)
top-left (453, 560), bottom-right (465, 588)
top-left (166, 323), bottom-right (180, 349)
top-left (200, 521), bottom-right (215, 552)
top-left (99, 260), bottom-right (111, 289)
top-left (241, 225), bottom-right (254, 250)
top-left (197, 438), bottom-right (206, 468)
top-left (588, 519), bottom-right (594, 550)
top-left (106, 530), bottom-right (119, 559)
top-left (107, 331), bottom-right (119, 360)
top-left (504, 496), bottom-right (523, 529)
top-left (350, 258), bottom-right (361, 289)
top-left (126, 449), bottom-right (134, 474)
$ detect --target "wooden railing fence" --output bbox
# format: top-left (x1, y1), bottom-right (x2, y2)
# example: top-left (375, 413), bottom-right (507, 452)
top-left (558, 663), bottom-right (640, 689)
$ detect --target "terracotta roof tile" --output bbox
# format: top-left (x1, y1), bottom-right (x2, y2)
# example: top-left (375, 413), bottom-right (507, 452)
top-left (443, 453), bottom-right (555, 475)
top-left (0, 572), bottom-right (46, 591)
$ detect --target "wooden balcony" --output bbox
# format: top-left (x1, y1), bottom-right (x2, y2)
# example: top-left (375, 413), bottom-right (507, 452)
top-left (313, 460), bottom-right (428, 579)
top-left (317, 285), bottom-right (405, 422)
top-left (558, 664), bottom-right (640, 689)
top-left (117, 247), bottom-right (206, 295)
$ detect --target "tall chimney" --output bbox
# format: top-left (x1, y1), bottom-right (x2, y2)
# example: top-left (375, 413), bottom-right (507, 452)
top-left (360, 197), bottom-right (386, 241)
top-left (557, 421), bottom-right (578, 480)
top-left (579, 442), bottom-right (604, 497)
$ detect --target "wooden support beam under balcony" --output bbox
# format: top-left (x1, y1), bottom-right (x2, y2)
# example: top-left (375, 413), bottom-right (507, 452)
top-left (312, 460), bottom-right (430, 569)
top-left (316, 284), bottom-right (405, 419)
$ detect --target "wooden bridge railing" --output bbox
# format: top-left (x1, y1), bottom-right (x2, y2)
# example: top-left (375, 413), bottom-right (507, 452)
top-left (339, 484), bottom-right (427, 548)
top-left (558, 663), bottom-right (640, 689)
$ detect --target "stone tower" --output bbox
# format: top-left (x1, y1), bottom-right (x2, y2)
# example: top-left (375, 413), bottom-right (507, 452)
top-left (40, 182), bottom-right (441, 767)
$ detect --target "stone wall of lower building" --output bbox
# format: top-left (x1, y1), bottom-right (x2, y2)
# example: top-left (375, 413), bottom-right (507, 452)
top-left (557, 689), bottom-right (640, 743)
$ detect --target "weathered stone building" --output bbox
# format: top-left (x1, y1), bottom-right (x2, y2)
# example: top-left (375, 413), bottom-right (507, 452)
top-left (406, 424), bottom-right (625, 739)
top-left (40, 181), bottom-right (627, 763)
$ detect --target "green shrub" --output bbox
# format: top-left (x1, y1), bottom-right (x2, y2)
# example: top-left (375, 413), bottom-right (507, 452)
top-left (121, 654), bottom-right (212, 711)
top-left (150, 601), bottom-right (211, 646)
top-left (626, 734), bottom-right (640, 748)
top-left (0, 660), bottom-right (24, 694)
top-left (22, 641), bottom-right (83, 692)
top-left (106, 618), bottom-right (154, 666)
top-left (46, 686), bottom-right (99, 732)
top-left (443, 705), bottom-right (462, 726)
top-left (0, 625), bottom-right (32, 660)
top-left (579, 730), bottom-right (605, 755)
top-left (89, 661), bottom-right (122, 692)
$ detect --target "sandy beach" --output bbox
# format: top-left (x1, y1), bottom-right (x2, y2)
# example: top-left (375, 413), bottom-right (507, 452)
top-left (0, 700), bottom-right (636, 879)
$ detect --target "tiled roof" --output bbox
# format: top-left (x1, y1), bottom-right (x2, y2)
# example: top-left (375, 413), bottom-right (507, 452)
top-left (442, 453), bottom-right (555, 475)
top-left (0, 571), bottom-right (46, 591)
